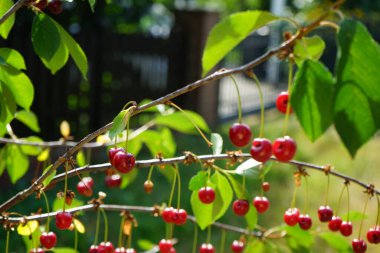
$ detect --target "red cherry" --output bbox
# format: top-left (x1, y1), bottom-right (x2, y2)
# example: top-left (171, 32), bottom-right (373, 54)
top-left (48, 0), bottom-right (62, 15)
top-left (77, 180), bottom-right (93, 197)
top-left (367, 226), bottom-right (380, 244)
top-left (98, 241), bottom-right (114, 253)
top-left (113, 152), bottom-right (135, 173)
top-left (114, 247), bottom-right (127, 253)
top-left (298, 214), bottom-right (312, 230)
top-left (276, 91), bottom-right (292, 114)
top-left (284, 208), bottom-right (300, 226)
top-left (199, 243), bottom-right (215, 253)
top-left (328, 216), bottom-right (343, 231)
top-left (108, 147), bottom-right (125, 166)
top-left (55, 211), bottom-right (73, 230)
top-left (232, 199), bottom-right (250, 216)
top-left (250, 138), bottom-right (272, 163)
top-left (261, 182), bottom-right (270, 192)
top-left (82, 177), bottom-right (94, 188)
top-left (30, 249), bottom-right (45, 253)
top-left (105, 174), bottom-right (122, 188)
top-left (126, 249), bottom-right (137, 253)
top-left (340, 221), bottom-right (353, 237)
top-left (229, 123), bottom-right (252, 147)
top-left (171, 208), bottom-right (187, 225)
top-left (89, 245), bottom-right (99, 253)
top-left (231, 240), bottom-right (245, 252)
top-left (158, 239), bottom-right (173, 253)
top-left (162, 207), bottom-right (174, 223)
top-left (39, 231), bottom-right (57, 249)
top-left (253, 196), bottom-right (270, 214)
top-left (352, 239), bottom-right (367, 253)
top-left (198, 187), bottom-right (216, 204)
top-left (272, 136), bottom-right (297, 162)
top-left (317, 206), bottom-right (333, 222)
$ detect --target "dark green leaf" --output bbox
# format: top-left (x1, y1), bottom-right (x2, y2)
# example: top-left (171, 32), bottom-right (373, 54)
top-left (20, 136), bottom-right (43, 156)
top-left (335, 19), bottom-right (380, 156)
top-left (235, 159), bottom-right (261, 179)
top-left (0, 0), bottom-right (15, 39)
top-left (0, 66), bottom-right (34, 110)
top-left (32, 13), bottom-right (69, 74)
top-left (188, 171), bottom-right (208, 191)
top-left (211, 133), bottom-right (223, 155)
top-left (42, 165), bottom-right (55, 187)
top-left (6, 144), bottom-right (29, 184)
top-left (155, 110), bottom-right (210, 134)
top-left (319, 232), bottom-right (351, 251)
top-left (292, 60), bottom-right (334, 141)
top-left (0, 148), bottom-right (6, 176)
top-left (108, 110), bottom-right (130, 139)
top-left (293, 36), bottom-right (325, 66)
top-left (88, 0), bottom-right (96, 12)
top-left (15, 110), bottom-right (40, 132)
top-left (202, 11), bottom-right (279, 76)
top-left (57, 22), bottom-right (88, 79)
top-left (0, 48), bottom-right (26, 70)
top-left (191, 172), bottom-right (233, 230)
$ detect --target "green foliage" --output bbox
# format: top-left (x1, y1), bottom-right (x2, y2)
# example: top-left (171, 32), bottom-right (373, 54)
top-left (244, 202), bottom-right (258, 230)
top-left (42, 165), bottom-right (55, 187)
top-left (0, 48), bottom-right (26, 70)
top-left (334, 19), bottom-right (380, 157)
top-left (319, 232), bottom-right (351, 252)
top-left (190, 172), bottom-right (233, 230)
top-left (0, 0), bottom-right (15, 39)
top-left (22, 227), bottom-right (41, 252)
top-left (202, 10), bottom-right (279, 76)
top-left (53, 197), bottom-right (84, 211)
top-left (53, 248), bottom-right (78, 253)
top-left (76, 150), bottom-right (87, 167)
top-left (155, 110), bottom-right (210, 134)
top-left (293, 36), bottom-right (325, 66)
top-left (188, 170), bottom-right (208, 191)
top-left (109, 109), bottom-right (130, 139)
top-left (6, 145), bottom-right (29, 184)
top-left (20, 136), bottom-right (43, 156)
top-left (285, 225), bottom-right (314, 251)
top-left (15, 110), bottom-right (40, 132)
top-left (245, 239), bottom-right (266, 253)
top-left (292, 60), bottom-right (334, 141)
top-left (32, 13), bottom-right (88, 78)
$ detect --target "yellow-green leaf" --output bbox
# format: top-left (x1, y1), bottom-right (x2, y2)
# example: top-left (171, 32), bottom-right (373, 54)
top-left (37, 148), bottom-right (50, 162)
top-left (17, 220), bottom-right (39, 236)
top-left (73, 218), bottom-right (85, 234)
top-left (0, 0), bottom-right (15, 39)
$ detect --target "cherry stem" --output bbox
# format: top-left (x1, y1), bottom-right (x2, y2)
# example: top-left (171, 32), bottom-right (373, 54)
top-left (74, 225), bottom-right (78, 251)
top-left (282, 60), bottom-right (294, 136)
top-left (124, 109), bottom-right (133, 152)
top-left (118, 215), bottom-right (126, 247)
top-left (242, 175), bottom-right (246, 198)
top-left (346, 184), bottom-right (350, 221)
top-left (41, 191), bottom-right (50, 232)
top-left (122, 101), bottom-right (136, 111)
top-left (290, 185), bottom-right (298, 208)
top-left (358, 193), bottom-right (370, 239)
top-left (335, 184), bottom-right (345, 216)
top-left (168, 168), bottom-right (177, 208)
top-left (127, 226), bottom-right (133, 249)
top-left (249, 72), bottom-right (265, 138)
top-left (147, 165), bottom-right (154, 181)
top-left (63, 161), bottom-right (69, 211)
top-left (229, 75), bottom-right (243, 124)
top-left (220, 229), bottom-right (226, 253)
top-left (325, 174), bottom-right (330, 206)
top-left (207, 225), bottom-right (212, 244)
top-left (192, 224), bottom-right (198, 253)
top-left (376, 194), bottom-right (380, 226)
top-left (100, 208), bottom-right (109, 242)
top-left (168, 102), bottom-right (213, 147)
top-left (5, 230), bottom-right (9, 253)
top-left (94, 208), bottom-right (100, 245)
top-left (304, 176), bottom-right (309, 214)
top-left (176, 166), bottom-right (182, 209)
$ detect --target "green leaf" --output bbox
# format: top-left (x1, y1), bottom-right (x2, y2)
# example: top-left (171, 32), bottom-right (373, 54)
top-left (76, 150), bottom-right (86, 167)
top-left (0, 148), bottom-right (6, 176)
top-left (139, 128), bottom-right (176, 158)
top-left (32, 13), bottom-right (69, 74)
top-left (202, 11), bottom-right (279, 76)
top-left (291, 60), bottom-right (334, 141)
top-left (245, 240), bottom-right (266, 253)
top-left (0, 82), bottom-right (16, 125)
top-left (6, 144), bottom-right (29, 184)
top-left (22, 226), bottom-right (41, 252)
top-left (293, 36), bottom-right (325, 66)
top-left (221, 171), bottom-right (245, 199)
top-left (0, 0), bottom-right (15, 39)
top-left (52, 248), bottom-right (78, 253)
top-left (108, 110), bottom-right (130, 139)
top-left (20, 136), bottom-right (43, 156)
top-left (191, 172), bottom-right (233, 230)
top-left (57, 22), bottom-right (88, 79)
top-left (319, 232), bottom-right (351, 251)
top-left (335, 19), bottom-right (380, 156)
top-left (15, 110), bottom-right (40, 132)
top-left (37, 148), bottom-right (50, 162)
top-left (0, 48), bottom-right (26, 70)
top-left (155, 110), bottom-right (210, 134)
top-left (42, 165), bottom-right (55, 187)
top-left (235, 159), bottom-right (261, 179)
top-left (17, 220), bottom-right (39, 236)
top-left (0, 66), bottom-right (34, 110)
top-left (211, 133), bottom-right (223, 155)
top-left (53, 197), bottom-right (84, 211)
top-left (284, 225), bottom-right (314, 249)
top-left (188, 171), bottom-right (208, 191)
top-left (244, 203), bottom-right (258, 231)
top-left (137, 239), bottom-right (155, 251)
top-left (340, 211), bottom-right (367, 222)
top-left (88, 0), bottom-right (96, 12)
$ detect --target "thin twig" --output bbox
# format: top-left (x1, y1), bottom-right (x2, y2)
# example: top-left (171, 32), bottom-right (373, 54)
top-left (0, 0), bottom-right (26, 26)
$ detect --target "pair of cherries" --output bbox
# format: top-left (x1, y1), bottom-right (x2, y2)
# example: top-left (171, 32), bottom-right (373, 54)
top-left (158, 239), bottom-right (176, 253)
top-left (162, 207), bottom-right (187, 225)
top-left (108, 147), bottom-right (136, 174)
top-left (89, 241), bottom-right (114, 253)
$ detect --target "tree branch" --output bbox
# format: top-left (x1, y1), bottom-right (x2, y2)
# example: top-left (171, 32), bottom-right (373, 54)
top-left (0, 0), bottom-right (26, 26)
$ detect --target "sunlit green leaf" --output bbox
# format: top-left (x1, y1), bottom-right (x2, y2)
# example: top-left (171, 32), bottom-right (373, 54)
top-left (319, 232), bottom-right (351, 251)
top-left (188, 171), bottom-right (208, 191)
top-left (88, 0), bottom-right (96, 12)
top-left (37, 148), bottom-right (50, 162)
top-left (109, 110), bottom-right (130, 140)
top-left (0, 47), bottom-right (26, 70)
top-left (294, 36), bottom-right (325, 66)
top-left (137, 239), bottom-right (155, 251)
top-left (20, 136), bottom-right (43, 156)
top-left (284, 225), bottom-right (314, 249)
top-left (245, 239), bottom-right (265, 253)
top-left (53, 197), bottom-right (84, 211)
top-left (0, 148), bottom-right (6, 176)
top-left (73, 218), bottom-right (85, 234)
top-left (244, 203), bottom-right (258, 231)
top-left (6, 144), bottom-right (29, 184)
top-left (211, 133), bottom-right (223, 155)
top-left (22, 225), bottom-right (41, 252)
top-left (0, 82), bottom-right (16, 125)
top-left (139, 128), bottom-right (176, 158)
top-left (155, 110), bottom-right (210, 134)
top-left (17, 220), bottom-right (39, 236)
top-left (15, 110), bottom-right (40, 132)
top-left (52, 248), bottom-right (78, 253)
top-left (0, 0), bottom-right (15, 39)
top-left (76, 150), bottom-right (86, 167)
top-left (42, 165), bottom-right (55, 187)
top-left (340, 211), bottom-right (367, 222)
top-left (202, 11), bottom-right (279, 76)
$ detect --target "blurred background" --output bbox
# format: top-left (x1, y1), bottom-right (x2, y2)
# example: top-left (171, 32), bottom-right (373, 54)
top-left (1, 0), bottom-right (380, 252)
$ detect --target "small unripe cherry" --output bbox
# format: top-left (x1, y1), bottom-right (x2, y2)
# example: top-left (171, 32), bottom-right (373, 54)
top-left (261, 182), bottom-right (270, 192)
top-left (144, 180), bottom-right (154, 193)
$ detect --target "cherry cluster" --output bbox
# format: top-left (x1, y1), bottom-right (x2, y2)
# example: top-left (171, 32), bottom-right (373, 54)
top-left (25, 0), bottom-right (63, 15)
